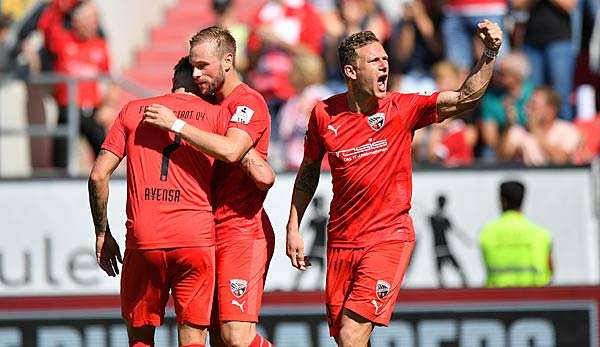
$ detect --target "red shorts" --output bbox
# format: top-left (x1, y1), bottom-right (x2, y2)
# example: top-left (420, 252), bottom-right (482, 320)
top-left (121, 247), bottom-right (215, 327)
top-left (326, 240), bottom-right (414, 337)
top-left (210, 223), bottom-right (274, 325)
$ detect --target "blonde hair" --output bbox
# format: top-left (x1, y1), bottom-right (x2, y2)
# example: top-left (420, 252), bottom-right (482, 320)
top-left (292, 52), bottom-right (325, 89)
top-left (499, 52), bottom-right (531, 81)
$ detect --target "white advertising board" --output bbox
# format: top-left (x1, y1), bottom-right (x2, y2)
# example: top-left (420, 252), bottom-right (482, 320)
top-left (0, 167), bottom-right (598, 296)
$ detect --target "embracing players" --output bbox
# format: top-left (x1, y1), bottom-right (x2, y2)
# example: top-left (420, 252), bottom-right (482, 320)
top-left (143, 27), bottom-right (275, 347)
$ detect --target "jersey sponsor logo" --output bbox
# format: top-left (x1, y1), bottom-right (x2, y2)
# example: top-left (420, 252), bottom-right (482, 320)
top-left (376, 280), bottom-right (390, 299)
top-left (327, 124), bottom-right (341, 136)
top-left (230, 279), bottom-right (248, 298)
top-left (231, 106), bottom-right (254, 124)
top-left (367, 113), bottom-right (385, 131)
top-left (332, 138), bottom-right (388, 162)
top-left (418, 90), bottom-right (436, 96)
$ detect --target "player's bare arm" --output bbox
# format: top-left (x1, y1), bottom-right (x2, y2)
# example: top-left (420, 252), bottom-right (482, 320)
top-left (436, 20), bottom-right (503, 121)
top-left (88, 149), bottom-right (123, 277)
top-left (240, 148), bottom-right (275, 191)
top-left (143, 104), bottom-right (253, 163)
top-left (286, 156), bottom-right (323, 270)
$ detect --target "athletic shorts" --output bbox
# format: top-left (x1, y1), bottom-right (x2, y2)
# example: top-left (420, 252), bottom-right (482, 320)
top-left (210, 221), bottom-right (275, 325)
top-left (121, 246), bottom-right (215, 327)
top-left (326, 240), bottom-right (415, 337)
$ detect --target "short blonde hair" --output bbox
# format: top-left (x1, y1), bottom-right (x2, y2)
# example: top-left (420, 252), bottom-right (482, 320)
top-left (499, 52), bottom-right (531, 81)
top-left (292, 52), bottom-right (325, 89)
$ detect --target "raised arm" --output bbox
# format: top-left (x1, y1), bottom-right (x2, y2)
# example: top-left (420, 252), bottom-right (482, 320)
top-left (286, 156), bottom-right (323, 270)
top-left (436, 20), bottom-right (503, 121)
top-left (240, 148), bottom-right (275, 191)
top-left (88, 149), bottom-right (123, 277)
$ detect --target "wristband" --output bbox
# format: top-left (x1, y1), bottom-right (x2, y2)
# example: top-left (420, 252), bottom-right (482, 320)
top-left (484, 47), bottom-right (499, 59)
top-left (171, 119), bottom-right (186, 134)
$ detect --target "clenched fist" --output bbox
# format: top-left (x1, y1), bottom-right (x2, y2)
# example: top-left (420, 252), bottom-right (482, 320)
top-left (477, 20), bottom-right (503, 52)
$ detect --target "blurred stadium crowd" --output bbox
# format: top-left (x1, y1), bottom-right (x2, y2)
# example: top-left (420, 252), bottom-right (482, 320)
top-left (1, 0), bottom-right (600, 174)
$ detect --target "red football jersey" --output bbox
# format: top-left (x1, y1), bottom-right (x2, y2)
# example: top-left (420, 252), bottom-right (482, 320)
top-left (212, 83), bottom-right (272, 241)
top-left (304, 91), bottom-right (440, 248)
top-left (102, 93), bottom-right (229, 249)
top-left (42, 11), bottom-right (110, 108)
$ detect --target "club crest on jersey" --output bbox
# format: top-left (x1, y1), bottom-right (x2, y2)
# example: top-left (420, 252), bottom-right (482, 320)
top-left (376, 280), bottom-right (390, 299)
top-left (230, 279), bottom-right (248, 298)
top-left (368, 113), bottom-right (385, 131)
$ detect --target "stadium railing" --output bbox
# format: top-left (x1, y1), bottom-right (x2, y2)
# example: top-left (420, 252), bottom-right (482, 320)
top-left (0, 72), bottom-right (153, 177)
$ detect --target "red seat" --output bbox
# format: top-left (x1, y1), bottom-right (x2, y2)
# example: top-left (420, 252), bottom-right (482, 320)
top-left (122, 0), bottom-right (216, 92)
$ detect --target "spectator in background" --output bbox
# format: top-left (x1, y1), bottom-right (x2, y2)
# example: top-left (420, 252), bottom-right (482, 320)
top-left (246, 0), bottom-right (325, 125)
top-left (41, 1), bottom-right (117, 169)
top-left (212, 0), bottom-right (250, 73)
top-left (322, 0), bottom-right (391, 88)
top-left (0, 13), bottom-right (13, 72)
top-left (424, 61), bottom-right (477, 166)
top-left (11, 0), bottom-right (80, 76)
top-left (441, 0), bottom-right (510, 74)
top-left (10, 0), bottom-right (82, 169)
top-left (481, 51), bottom-right (534, 158)
top-left (502, 86), bottom-right (582, 165)
top-left (338, 0), bottom-right (391, 40)
top-left (480, 180), bottom-right (553, 287)
top-left (517, 0), bottom-right (577, 120)
top-left (278, 52), bottom-right (332, 170)
top-left (388, 0), bottom-right (443, 93)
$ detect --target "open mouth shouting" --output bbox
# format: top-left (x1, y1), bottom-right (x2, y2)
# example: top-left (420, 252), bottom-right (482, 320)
top-left (377, 74), bottom-right (388, 92)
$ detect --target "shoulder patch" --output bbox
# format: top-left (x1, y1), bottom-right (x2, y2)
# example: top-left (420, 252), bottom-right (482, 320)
top-left (231, 105), bottom-right (255, 124)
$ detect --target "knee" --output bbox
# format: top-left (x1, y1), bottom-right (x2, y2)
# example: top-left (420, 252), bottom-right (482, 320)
top-left (337, 326), bottom-right (370, 347)
top-left (338, 326), bottom-right (362, 347)
top-left (220, 328), bottom-right (254, 347)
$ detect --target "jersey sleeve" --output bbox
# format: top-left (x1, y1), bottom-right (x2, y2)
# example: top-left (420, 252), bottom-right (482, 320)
top-left (398, 92), bottom-right (440, 130)
top-left (227, 94), bottom-right (269, 144)
top-left (303, 106), bottom-right (326, 161)
top-left (209, 105), bottom-right (231, 136)
top-left (101, 104), bottom-right (128, 158)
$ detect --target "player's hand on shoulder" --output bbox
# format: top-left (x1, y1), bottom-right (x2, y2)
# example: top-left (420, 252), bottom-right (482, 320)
top-left (95, 230), bottom-right (123, 277)
top-left (477, 20), bottom-right (503, 52)
top-left (286, 227), bottom-right (309, 271)
top-left (143, 104), bottom-right (177, 132)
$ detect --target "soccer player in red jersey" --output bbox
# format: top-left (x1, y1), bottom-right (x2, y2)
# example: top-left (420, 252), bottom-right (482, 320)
top-left (143, 27), bottom-right (275, 347)
top-left (88, 58), bottom-right (269, 347)
top-left (286, 22), bottom-right (503, 346)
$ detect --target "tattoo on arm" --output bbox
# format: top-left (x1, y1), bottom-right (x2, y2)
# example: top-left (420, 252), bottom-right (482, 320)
top-left (295, 160), bottom-right (321, 196)
top-left (88, 150), bottom-right (110, 234)
top-left (241, 156), bottom-right (265, 170)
